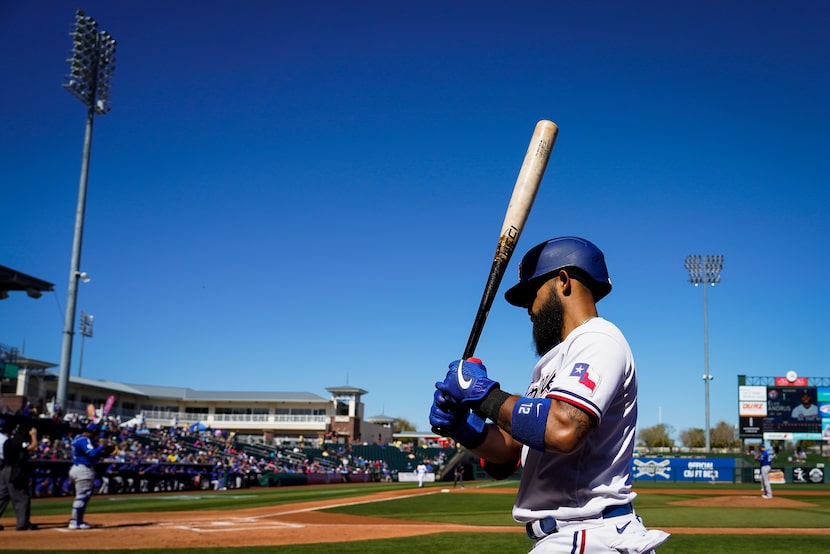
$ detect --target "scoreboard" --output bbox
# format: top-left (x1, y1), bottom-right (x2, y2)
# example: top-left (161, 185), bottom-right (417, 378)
top-left (738, 377), bottom-right (829, 441)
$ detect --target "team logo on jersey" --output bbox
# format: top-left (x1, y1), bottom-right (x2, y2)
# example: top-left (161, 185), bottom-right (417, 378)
top-left (569, 363), bottom-right (599, 393)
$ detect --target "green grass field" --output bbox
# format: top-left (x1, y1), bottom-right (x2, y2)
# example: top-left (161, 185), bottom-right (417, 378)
top-left (14, 481), bottom-right (830, 553)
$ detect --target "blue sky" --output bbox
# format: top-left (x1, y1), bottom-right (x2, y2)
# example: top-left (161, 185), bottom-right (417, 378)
top-left (2, 1), bottom-right (828, 438)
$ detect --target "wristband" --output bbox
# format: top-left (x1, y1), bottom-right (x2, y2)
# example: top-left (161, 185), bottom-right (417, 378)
top-left (510, 397), bottom-right (551, 452)
top-left (477, 388), bottom-right (511, 423)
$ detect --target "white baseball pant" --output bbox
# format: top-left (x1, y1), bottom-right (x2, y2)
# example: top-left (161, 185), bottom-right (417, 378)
top-left (530, 513), bottom-right (670, 553)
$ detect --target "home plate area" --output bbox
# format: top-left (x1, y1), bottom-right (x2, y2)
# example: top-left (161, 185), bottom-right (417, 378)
top-left (163, 517), bottom-right (305, 533)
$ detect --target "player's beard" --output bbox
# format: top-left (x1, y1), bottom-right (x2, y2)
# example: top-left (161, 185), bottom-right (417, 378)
top-left (532, 290), bottom-right (564, 356)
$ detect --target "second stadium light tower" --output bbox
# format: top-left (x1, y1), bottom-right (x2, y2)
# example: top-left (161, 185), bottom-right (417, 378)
top-left (77, 311), bottom-right (94, 378)
top-left (684, 254), bottom-right (723, 452)
top-left (56, 9), bottom-right (117, 412)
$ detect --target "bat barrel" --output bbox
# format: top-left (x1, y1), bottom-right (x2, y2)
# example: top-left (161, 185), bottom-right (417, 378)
top-left (463, 120), bottom-right (558, 359)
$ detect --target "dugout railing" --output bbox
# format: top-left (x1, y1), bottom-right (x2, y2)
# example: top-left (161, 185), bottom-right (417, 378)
top-left (28, 460), bottom-right (217, 498)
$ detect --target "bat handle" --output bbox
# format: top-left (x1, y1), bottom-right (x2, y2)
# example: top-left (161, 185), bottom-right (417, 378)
top-left (462, 257), bottom-right (509, 360)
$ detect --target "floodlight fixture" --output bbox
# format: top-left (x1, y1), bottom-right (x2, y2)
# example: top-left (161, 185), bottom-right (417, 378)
top-left (685, 255), bottom-right (723, 288)
top-left (77, 311), bottom-right (95, 377)
top-left (62, 9), bottom-right (117, 114)
top-left (80, 312), bottom-right (94, 338)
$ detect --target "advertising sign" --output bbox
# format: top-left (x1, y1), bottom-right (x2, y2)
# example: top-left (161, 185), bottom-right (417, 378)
top-left (775, 376), bottom-right (808, 387)
top-left (739, 416), bottom-right (763, 439)
top-left (632, 458), bottom-right (735, 482)
top-left (792, 466), bottom-right (825, 484)
top-left (754, 468), bottom-right (786, 484)
top-left (739, 386), bottom-right (767, 401)
top-left (740, 401), bottom-right (767, 416)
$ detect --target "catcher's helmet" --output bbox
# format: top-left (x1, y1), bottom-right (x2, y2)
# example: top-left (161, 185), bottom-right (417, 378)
top-left (504, 236), bottom-right (612, 307)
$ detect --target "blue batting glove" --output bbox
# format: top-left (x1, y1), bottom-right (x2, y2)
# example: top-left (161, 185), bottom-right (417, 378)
top-left (429, 389), bottom-right (462, 434)
top-left (429, 389), bottom-right (488, 449)
top-left (452, 411), bottom-right (487, 449)
top-left (437, 358), bottom-right (499, 407)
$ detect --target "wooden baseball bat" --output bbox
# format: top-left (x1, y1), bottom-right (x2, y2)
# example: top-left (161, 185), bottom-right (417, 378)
top-left (462, 119), bottom-right (558, 359)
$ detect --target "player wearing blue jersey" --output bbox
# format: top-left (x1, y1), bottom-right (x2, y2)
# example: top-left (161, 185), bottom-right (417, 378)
top-left (756, 444), bottom-right (773, 498)
top-left (68, 424), bottom-right (115, 529)
top-left (430, 237), bottom-right (669, 553)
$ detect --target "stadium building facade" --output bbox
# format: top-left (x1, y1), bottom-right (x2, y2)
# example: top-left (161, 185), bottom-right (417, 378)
top-left (1, 353), bottom-right (395, 447)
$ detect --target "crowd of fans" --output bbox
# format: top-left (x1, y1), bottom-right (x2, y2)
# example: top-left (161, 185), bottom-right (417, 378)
top-left (1, 409), bottom-right (449, 499)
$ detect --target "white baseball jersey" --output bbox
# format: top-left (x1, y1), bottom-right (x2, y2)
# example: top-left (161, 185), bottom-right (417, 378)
top-left (513, 317), bottom-right (637, 523)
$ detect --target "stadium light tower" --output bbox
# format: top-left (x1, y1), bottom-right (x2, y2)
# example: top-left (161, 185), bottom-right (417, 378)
top-left (77, 311), bottom-right (94, 378)
top-left (56, 9), bottom-right (117, 412)
top-left (685, 254), bottom-right (723, 452)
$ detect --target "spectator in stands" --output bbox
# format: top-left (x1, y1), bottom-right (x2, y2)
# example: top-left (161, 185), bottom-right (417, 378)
top-left (14, 410), bottom-right (456, 499)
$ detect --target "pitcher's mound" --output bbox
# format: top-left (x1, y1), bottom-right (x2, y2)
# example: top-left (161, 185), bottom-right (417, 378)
top-left (671, 495), bottom-right (812, 508)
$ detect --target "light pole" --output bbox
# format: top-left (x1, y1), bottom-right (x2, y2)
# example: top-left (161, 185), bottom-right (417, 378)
top-left (685, 254), bottom-right (723, 452)
top-left (56, 9), bottom-right (116, 412)
top-left (78, 311), bottom-right (94, 378)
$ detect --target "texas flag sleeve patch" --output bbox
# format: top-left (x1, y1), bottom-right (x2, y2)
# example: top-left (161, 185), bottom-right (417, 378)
top-left (569, 363), bottom-right (599, 393)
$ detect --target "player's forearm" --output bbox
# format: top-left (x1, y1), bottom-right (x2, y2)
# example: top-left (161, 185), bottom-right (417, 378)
top-left (543, 399), bottom-right (595, 453)
top-left (467, 423), bottom-right (522, 463)
top-left (477, 389), bottom-right (594, 454)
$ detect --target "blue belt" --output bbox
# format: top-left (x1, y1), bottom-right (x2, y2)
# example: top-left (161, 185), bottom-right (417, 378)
top-left (602, 503), bottom-right (634, 519)
top-left (526, 503), bottom-right (634, 540)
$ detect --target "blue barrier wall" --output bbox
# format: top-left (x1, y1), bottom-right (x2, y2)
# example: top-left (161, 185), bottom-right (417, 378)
top-left (632, 458), bottom-right (736, 482)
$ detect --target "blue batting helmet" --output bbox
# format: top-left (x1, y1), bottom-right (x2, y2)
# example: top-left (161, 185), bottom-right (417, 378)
top-left (504, 236), bottom-right (612, 307)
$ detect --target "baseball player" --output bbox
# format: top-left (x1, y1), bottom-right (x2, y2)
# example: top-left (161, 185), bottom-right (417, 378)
top-left (416, 462), bottom-right (428, 488)
top-left (755, 444), bottom-right (773, 498)
top-left (430, 236), bottom-right (669, 552)
top-left (68, 423), bottom-right (115, 529)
